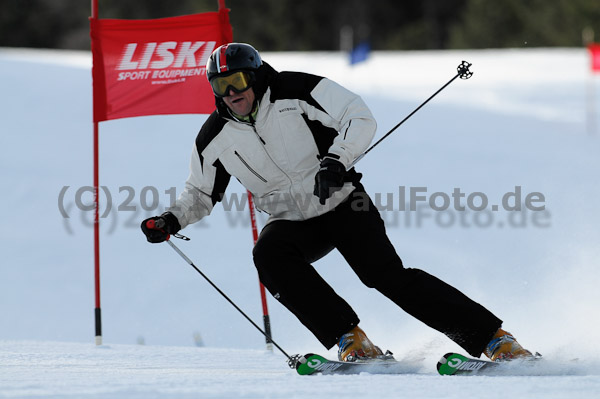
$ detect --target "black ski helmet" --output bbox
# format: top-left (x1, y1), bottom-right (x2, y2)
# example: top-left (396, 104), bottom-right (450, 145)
top-left (206, 43), bottom-right (262, 82)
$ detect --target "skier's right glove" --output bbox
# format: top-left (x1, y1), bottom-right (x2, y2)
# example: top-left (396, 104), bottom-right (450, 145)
top-left (314, 156), bottom-right (346, 205)
top-left (141, 212), bottom-right (181, 243)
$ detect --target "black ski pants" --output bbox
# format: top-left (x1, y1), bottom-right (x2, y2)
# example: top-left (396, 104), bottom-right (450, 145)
top-left (252, 184), bottom-right (502, 357)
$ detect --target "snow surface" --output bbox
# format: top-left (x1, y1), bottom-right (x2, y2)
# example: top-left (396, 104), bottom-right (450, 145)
top-left (1, 46), bottom-right (599, 398)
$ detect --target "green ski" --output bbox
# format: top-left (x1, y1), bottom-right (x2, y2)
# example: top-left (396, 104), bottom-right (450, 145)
top-left (437, 352), bottom-right (499, 375)
top-left (294, 353), bottom-right (420, 375)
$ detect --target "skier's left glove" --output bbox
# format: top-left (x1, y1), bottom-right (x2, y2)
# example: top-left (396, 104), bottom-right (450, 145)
top-left (313, 156), bottom-right (346, 205)
top-left (141, 212), bottom-right (181, 243)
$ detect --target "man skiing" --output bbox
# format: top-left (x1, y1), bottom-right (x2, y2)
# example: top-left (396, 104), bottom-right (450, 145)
top-left (141, 43), bottom-right (532, 363)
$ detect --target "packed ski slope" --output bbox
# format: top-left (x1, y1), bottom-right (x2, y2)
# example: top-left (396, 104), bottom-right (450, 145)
top-left (1, 47), bottom-right (599, 398)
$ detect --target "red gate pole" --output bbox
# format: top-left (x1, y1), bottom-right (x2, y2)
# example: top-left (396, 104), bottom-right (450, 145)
top-left (247, 192), bottom-right (273, 351)
top-left (91, 0), bottom-right (102, 346)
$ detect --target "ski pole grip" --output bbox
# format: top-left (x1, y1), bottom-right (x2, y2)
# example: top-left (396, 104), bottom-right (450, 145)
top-left (146, 218), bottom-right (171, 241)
top-left (146, 218), bottom-right (165, 230)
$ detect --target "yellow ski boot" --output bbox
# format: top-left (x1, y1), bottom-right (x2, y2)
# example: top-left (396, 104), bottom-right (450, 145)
top-left (337, 326), bottom-right (384, 362)
top-left (484, 328), bottom-right (533, 362)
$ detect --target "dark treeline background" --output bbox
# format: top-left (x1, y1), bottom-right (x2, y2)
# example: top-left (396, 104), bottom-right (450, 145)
top-left (1, 0), bottom-right (599, 51)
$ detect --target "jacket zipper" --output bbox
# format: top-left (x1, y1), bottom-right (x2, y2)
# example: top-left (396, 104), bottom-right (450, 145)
top-left (249, 114), bottom-right (267, 144)
top-left (234, 151), bottom-right (268, 183)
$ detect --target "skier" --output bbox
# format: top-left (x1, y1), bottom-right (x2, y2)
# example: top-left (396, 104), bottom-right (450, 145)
top-left (141, 43), bottom-right (532, 363)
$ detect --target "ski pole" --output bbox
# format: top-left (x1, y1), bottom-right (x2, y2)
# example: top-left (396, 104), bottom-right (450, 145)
top-left (350, 60), bottom-right (473, 168)
top-left (146, 220), bottom-right (293, 361)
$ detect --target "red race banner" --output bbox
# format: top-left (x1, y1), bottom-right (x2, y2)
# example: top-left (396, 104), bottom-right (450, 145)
top-left (588, 43), bottom-right (600, 73)
top-left (90, 11), bottom-right (233, 121)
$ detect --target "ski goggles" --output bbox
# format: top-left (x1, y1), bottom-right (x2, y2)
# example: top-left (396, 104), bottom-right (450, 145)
top-left (210, 71), bottom-right (255, 97)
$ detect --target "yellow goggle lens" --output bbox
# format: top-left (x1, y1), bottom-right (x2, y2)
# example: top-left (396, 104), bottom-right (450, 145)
top-left (210, 71), bottom-right (253, 97)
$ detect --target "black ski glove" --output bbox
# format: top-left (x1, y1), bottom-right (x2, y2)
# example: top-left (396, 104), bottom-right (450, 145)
top-left (141, 212), bottom-right (182, 243)
top-left (313, 156), bottom-right (346, 205)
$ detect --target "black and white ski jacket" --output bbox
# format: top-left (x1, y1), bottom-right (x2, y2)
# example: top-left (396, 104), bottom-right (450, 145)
top-left (169, 63), bottom-right (376, 229)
